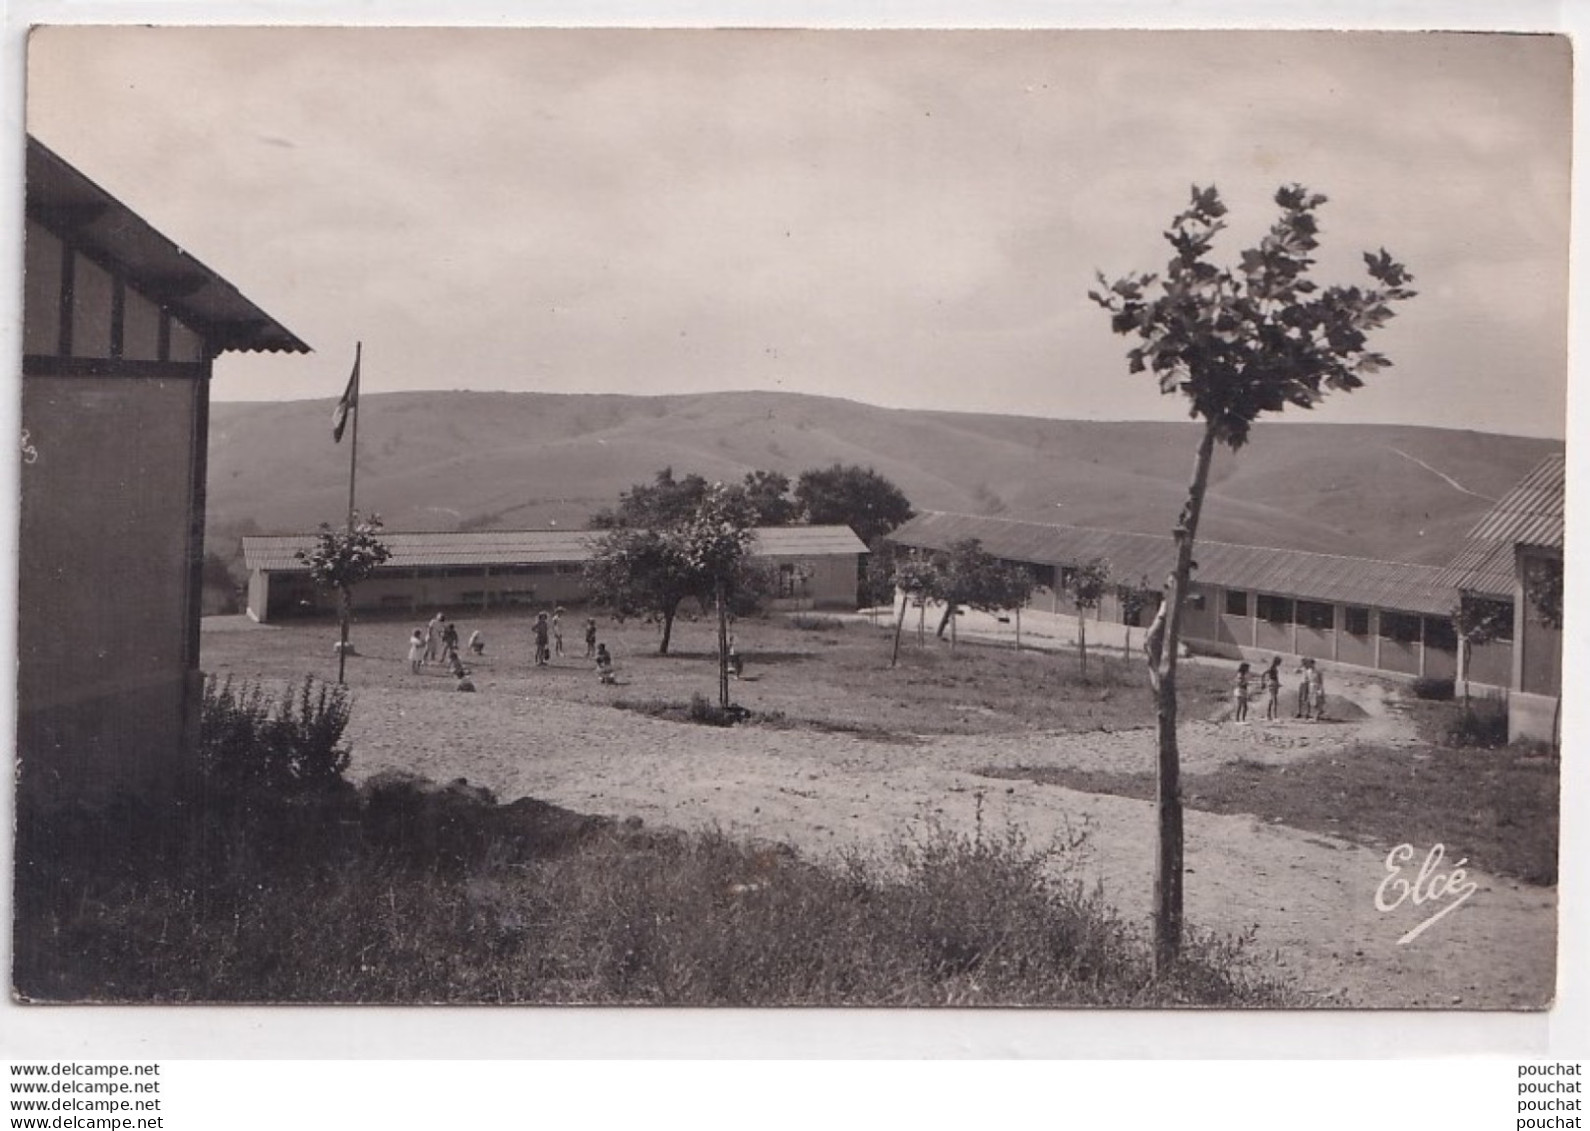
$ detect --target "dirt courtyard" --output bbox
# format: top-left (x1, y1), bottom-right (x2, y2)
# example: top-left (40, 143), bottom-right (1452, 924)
top-left (203, 612), bottom-right (1557, 1009)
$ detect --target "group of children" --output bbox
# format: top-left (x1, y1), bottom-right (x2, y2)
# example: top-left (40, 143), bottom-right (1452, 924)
top-left (406, 612), bottom-right (484, 690)
top-left (1231, 655), bottom-right (1326, 724)
top-left (407, 609), bottom-right (617, 688)
top-left (530, 609), bottom-right (612, 680)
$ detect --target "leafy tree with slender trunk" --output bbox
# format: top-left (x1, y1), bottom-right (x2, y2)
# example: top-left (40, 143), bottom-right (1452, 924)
top-left (1116, 574), bottom-right (1155, 660)
top-left (677, 484), bottom-right (759, 708)
top-left (889, 549), bottom-right (940, 668)
top-left (295, 512), bottom-right (392, 684)
top-left (1451, 594), bottom-right (1512, 706)
top-left (1091, 183), bottom-right (1414, 972)
top-left (1066, 558), bottom-right (1111, 677)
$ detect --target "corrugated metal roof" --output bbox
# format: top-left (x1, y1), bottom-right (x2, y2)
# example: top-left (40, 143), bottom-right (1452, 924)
top-left (1434, 539), bottom-right (1515, 599)
top-left (751, 526), bottom-right (868, 556)
top-left (1468, 452), bottom-right (1565, 550)
top-left (243, 525), bottom-right (863, 573)
top-left (26, 137), bottom-right (309, 356)
top-left (888, 511), bottom-right (1460, 616)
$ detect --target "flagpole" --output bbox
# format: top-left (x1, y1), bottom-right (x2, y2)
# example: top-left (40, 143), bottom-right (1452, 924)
top-left (347, 340), bottom-right (362, 534)
top-left (338, 341), bottom-right (361, 684)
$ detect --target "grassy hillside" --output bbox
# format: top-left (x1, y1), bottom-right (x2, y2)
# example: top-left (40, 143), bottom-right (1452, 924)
top-left (205, 390), bottom-right (1559, 566)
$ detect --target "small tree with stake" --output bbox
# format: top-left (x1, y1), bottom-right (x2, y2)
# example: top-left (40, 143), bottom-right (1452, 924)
top-left (1451, 594), bottom-right (1512, 706)
top-left (1091, 183), bottom-right (1415, 972)
top-left (1066, 558), bottom-right (1111, 677)
top-left (1116, 574), bottom-right (1155, 660)
top-left (677, 483), bottom-right (758, 710)
top-left (296, 512), bottom-right (392, 684)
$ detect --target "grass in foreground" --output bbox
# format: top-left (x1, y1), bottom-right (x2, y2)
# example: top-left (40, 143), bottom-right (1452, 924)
top-left (13, 777), bottom-right (1292, 1007)
top-left (981, 738), bottom-right (1558, 886)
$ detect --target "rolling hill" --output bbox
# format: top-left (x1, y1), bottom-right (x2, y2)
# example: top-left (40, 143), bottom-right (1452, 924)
top-left (205, 390), bottom-right (1560, 568)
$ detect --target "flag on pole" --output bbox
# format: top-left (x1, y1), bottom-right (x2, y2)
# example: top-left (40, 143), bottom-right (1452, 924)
top-left (332, 350), bottom-right (360, 443)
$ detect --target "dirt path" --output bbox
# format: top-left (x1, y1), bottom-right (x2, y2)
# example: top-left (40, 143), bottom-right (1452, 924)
top-left (346, 668), bottom-right (1555, 1009)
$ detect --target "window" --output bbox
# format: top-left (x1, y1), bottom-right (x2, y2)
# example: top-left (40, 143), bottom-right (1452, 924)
top-left (1224, 590), bottom-right (1249, 617)
top-left (778, 562), bottom-right (799, 598)
top-left (1032, 564), bottom-right (1057, 590)
top-left (1296, 600), bottom-right (1335, 630)
top-left (1423, 617), bottom-right (1458, 652)
top-left (1379, 611), bottom-right (1422, 643)
top-left (1343, 606), bottom-right (1370, 636)
top-left (1255, 594), bottom-right (1294, 624)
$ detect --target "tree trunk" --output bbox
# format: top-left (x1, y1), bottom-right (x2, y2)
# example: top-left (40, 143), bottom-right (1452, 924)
top-left (716, 578), bottom-right (730, 709)
top-left (936, 601), bottom-right (954, 640)
top-left (659, 602), bottom-right (678, 655)
top-left (1078, 614), bottom-right (1088, 677)
top-left (1015, 606), bottom-right (1022, 651)
top-left (1153, 420), bottom-right (1219, 975)
top-left (918, 600), bottom-right (926, 646)
top-left (336, 587), bottom-right (351, 684)
top-left (891, 589), bottom-right (910, 667)
top-left (949, 600), bottom-right (958, 650)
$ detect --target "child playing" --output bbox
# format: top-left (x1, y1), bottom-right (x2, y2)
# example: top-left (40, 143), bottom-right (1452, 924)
top-left (1308, 661), bottom-right (1327, 721)
top-left (1232, 661), bottom-right (1251, 723)
top-left (408, 628), bottom-right (425, 674)
top-left (1261, 656), bottom-right (1283, 720)
top-left (584, 617), bottom-right (598, 659)
top-left (533, 611), bottom-right (551, 667)
top-left (552, 608), bottom-right (565, 658)
top-left (595, 643), bottom-right (616, 685)
top-left (468, 629), bottom-right (485, 656)
top-left (1295, 659), bottom-right (1314, 719)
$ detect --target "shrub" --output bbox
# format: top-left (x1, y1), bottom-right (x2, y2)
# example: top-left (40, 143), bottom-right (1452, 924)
top-left (1410, 676), bottom-right (1455, 701)
top-left (1445, 700), bottom-right (1509, 748)
top-left (200, 674), bottom-right (353, 797)
top-left (688, 692), bottom-right (744, 727)
top-left (788, 613), bottom-right (845, 632)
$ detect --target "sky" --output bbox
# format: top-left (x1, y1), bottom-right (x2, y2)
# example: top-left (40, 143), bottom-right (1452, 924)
top-left (23, 24), bottom-right (1573, 438)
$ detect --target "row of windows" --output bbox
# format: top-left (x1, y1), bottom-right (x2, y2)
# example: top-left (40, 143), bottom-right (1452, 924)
top-left (1221, 590), bottom-right (1485, 647)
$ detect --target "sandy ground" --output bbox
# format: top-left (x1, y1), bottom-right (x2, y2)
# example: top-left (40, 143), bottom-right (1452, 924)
top-left (332, 650), bottom-right (1556, 1009)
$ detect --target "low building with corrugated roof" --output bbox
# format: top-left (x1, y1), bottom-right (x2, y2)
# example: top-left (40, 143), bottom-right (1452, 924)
top-left (887, 511), bottom-right (1483, 683)
top-left (242, 525), bottom-right (868, 621)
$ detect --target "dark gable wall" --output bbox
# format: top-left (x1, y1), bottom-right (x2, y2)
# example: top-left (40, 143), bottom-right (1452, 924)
top-left (19, 214), bottom-right (210, 810)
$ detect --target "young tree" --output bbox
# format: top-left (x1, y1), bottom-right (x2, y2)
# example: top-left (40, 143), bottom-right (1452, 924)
top-left (677, 484), bottom-right (759, 708)
top-left (1116, 574), bottom-right (1156, 660)
top-left (1066, 558), bottom-right (1111, 677)
top-left (990, 560), bottom-right (1037, 650)
top-left (794, 463), bottom-right (914, 546)
top-left (295, 512), bottom-right (393, 684)
top-left (889, 549), bottom-right (940, 668)
top-left (1451, 594), bottom-right (1512, 706)
top-left (1091, 183), bottom-right (1414, 970)
top-left (582, 526), bottom-right (698, 655)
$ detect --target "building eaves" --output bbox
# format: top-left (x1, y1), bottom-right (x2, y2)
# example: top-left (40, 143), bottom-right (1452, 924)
top-left (26, 136), bottom-right (310, 356)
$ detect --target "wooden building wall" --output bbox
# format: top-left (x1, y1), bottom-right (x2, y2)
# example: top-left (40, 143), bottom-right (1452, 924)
top-left (19, 215), bottom-right (212, 811)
